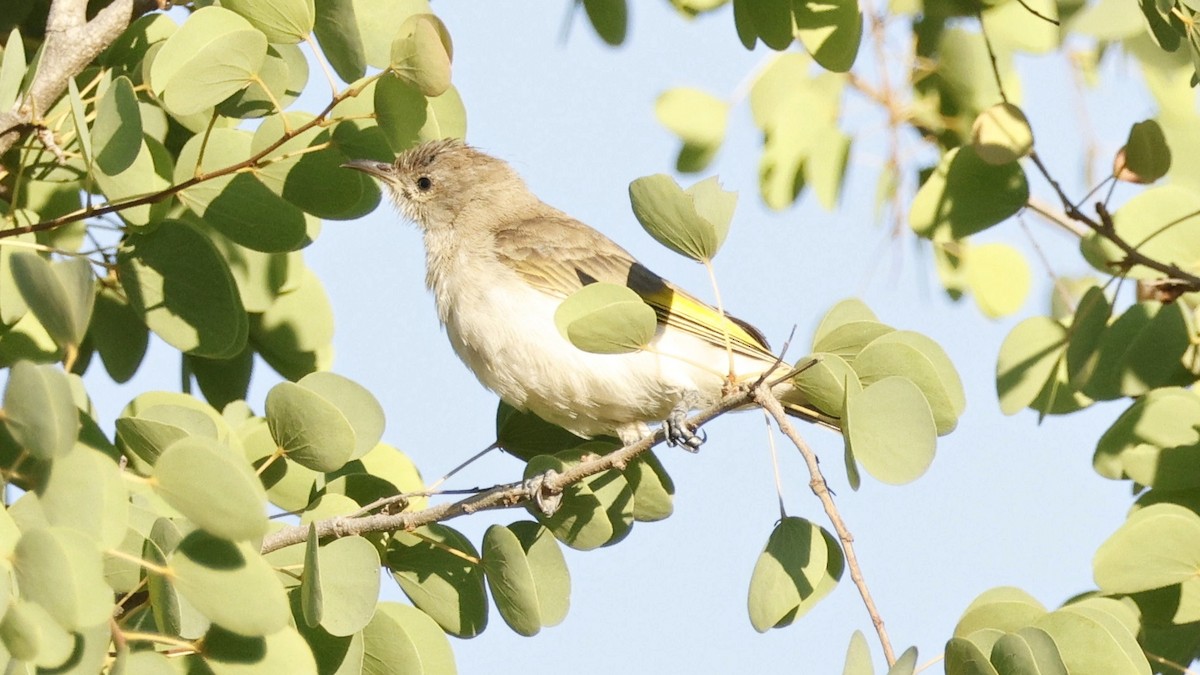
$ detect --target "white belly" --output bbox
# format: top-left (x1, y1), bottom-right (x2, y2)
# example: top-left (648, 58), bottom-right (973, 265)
top-left (435, 272), bottom-right (771, 440)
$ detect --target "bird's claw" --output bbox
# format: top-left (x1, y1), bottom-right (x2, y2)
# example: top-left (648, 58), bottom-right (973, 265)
top-left (665, 408), bottom-right (705, 452)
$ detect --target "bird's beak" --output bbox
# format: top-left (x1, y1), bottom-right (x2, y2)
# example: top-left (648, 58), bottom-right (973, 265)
top-left (341, 159), bottom-right (394, 180)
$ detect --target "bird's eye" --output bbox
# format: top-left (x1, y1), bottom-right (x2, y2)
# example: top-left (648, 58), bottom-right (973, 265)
top-left (416, 176), bottom-right (433, 192)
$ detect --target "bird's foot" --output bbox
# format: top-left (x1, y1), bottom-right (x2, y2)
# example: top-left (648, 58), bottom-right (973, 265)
top-left (664, 405), bottom-right (705, 452)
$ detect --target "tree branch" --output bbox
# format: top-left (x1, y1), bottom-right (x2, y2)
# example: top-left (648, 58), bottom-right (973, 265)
top-left (753, 385), bottom-right (897, 667)
top-left (259, 385), bottom-right (758, 555)
top-left (0, 0), bottom-right (160, 158)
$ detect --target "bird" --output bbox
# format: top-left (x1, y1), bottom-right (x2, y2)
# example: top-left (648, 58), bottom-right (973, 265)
top-left (343, 139), bottom-right (834, 449)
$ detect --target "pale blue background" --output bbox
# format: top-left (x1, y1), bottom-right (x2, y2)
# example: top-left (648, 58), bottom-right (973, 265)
top-left (90, 2), bottom-right (1151, 672)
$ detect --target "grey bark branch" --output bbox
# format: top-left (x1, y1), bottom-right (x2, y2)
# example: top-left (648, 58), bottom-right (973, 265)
top-left (258, 386), bottom-right (756, 555)
top-left (0, 0), bottom-right (156, 158)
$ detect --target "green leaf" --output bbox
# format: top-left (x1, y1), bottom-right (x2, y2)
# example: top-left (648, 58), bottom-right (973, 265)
top-left (955, 586), bottom-right (1047, 637)
top-left (389, 14), bottom-right (452, 97)
top-left (221, 0), bottom-right (315, 43)
top-left (583, 0), bottom-right (629, 45)
top-left (971, 103), bottom-right (1034, 165)
top-left (386, 524), bottom-right (488, 638)
top-left (1118, 120), bottom-right (1171, 184)
top-left (170, 530), bottom-right (290, 636)
top-left (811, 298), bottom-right (879, 347)
top-left (92, 75), bottom-right (143, 175)
top-left (626, 451), bottom-right (675, 522)
top-left (200, 624), bottom-right (319, 674)
top-left (217, 43), bottom-right (309, 119)
top-left (1034, 603), bottom-right (1151, 675)
top-left (312, 0), bottom-right (367, 82)
top-left (333, 442), bottom-right (427, 508)
top-left (0, 600), bottom-right (74, 668)
top-left (793, 352), bottom-right (860, 417)
top-left (812, 320), bottom-right (895, 363)
top-left (12, 527), bottom-right (112, 630)
top-left (844, 376), bottom-right (938, 484)
top-left (946, 636), bottom-right (1000, 675)
top-left (495, 400), bottom-right (590, 461)
top-left (148, 7), bottom-right (268, 116)
top-left (296, 371), bottom-right (385, 460)
top-left (629, 174), bottom-right (737, 261)
top-left (118, 219), bottom-right (249, 359)
top-left (3, 361), bottom-right (78, 460)
top-left (1081, 185), bottom-right (1200, 279)
top-left (747, 517), bottom-right (833, 631)
top-left (117, 403), bottom-right (218, 466)
top-left (1095, 503), bottom-right (1200, 592)
top-left (90, 287), bottom-right (148, 383)
top-left (361, 603), bottom-right (456, 675)
top-left (554, 282), bottom-right (657, 354)
top-left (0, 28), bottom-right (26, 111)
top-left (373, 76), bottom-right (429, 152)
top-left (310, 536), bottom-right (380, 637)
top-left (244, 419), bottom-right (319, 512)
top-left (252, 268), bottom-right (335, 379)
top-left (10, 253), bottom-right (94, 349)
top-left (265, 381), bottom-right (357, 472)
top-left (853, 330), bottom-right (966, 435)
top-left (910, 145), bottom-right (1030, 238)
top-left (990, 627), bottom-right (1068, 675)
top-left (1093, 388), bottom-right (1200, 487)
top-left (174, 129), bottom-right (311, 253)
top-left (91, 135), bottom-right (174, 228)
top-left (523, 453), bottom-right (623, 550)
top-left (655, 88), bottom-right (728, 173)
top-left (843, 630), bottom-right (873, 675)
top-left (153, 435), bottom-right (268, 541)
top-left (745, 0), bottom-right (795, 49)
top-left (1064, 286), bottom-right (1110, 387)
top-left (482, 521), bottom-right (571, 636)
top-left (806, 128), bottom-right (852, 209)
top-left (793, 0), bottom-right (863, 72)
top-left (39, 445), bottom-right (129, 549)
top-left (995, 317), bottom-right (1066, 415)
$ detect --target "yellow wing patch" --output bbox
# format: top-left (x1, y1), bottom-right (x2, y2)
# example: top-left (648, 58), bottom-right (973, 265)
top-left (637, 282), bottom-right (774, 359)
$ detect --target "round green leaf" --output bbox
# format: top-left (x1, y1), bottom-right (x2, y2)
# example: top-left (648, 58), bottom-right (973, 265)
top-left (217, 43), bottom-right (309, 118)
top-left (422, 84), bottom-right (467, 141)
top-left (482, 522), bottom-right (572, 636)
top-left (792, 352), bottom-right (860, 418)
top-left (332, 442), bottom-right (427, 510)
top-left (243, 419), bottom-right (319, 512)
top-left (10, 253), bottom-right (94, 349)
top-left (554, 282), bottom-right (657, 354)
top-left (965, 243), bottom-right (1030, 318)
top-left (1079, 302), bottom-right (1192, 401)
top-left (118, 219), bottom-right (249, 359)
top-left (0, 599), bottom-right (74, 668)
top-left (170, 530), bottom-right (290, 637)
top-left (386, 524), bottom-right (488, 638)
top-left (252, 268), bottom-right (335, 380)
top-left (1081, 185), bottom-right (1200, 279)
top-left (374, 75), bottom-right (428, 152)
top-left (174, 129), bottom-right (311, 253)
top-left (265, 381), bottom-right (356, 472)
top-left (971, 103), bottom-right (1034, 165)
top-left (745, 0), bottom-right (795, 49)
top-left (794, 0), bottom-right (863, 72)
top-left (116, 404), bottom-right (219, 465)
top-left (297, 371), bottom-right (385, 460)
top-left (312, 536), bottom-right (379, 637)
top-left (201, 624), bottom-right (319, 674)
top-left (152, 435), bottom-right (268, 541)
top-left (1095, 503), bottom-right (1200, 593)
top-left (388, 14), bottom-right (452, 97)
top-left (92, 75), bottom-right (142, 175)
top-left (1093, 388), bottom-right (1200, 487)
top-left (39, 445), bottom-right (128, 549)
top-left (843, 630), bottom-right (873, 675)
top-left (747, 517), bottom-right (831, 632)
top-left (628, 174), bottom-right (736, 261)
top-left (854, 331), bottom-right (966, 435)
top-left (955, 586), bottom-right (1047, 637)
top-left (655, 88), bottom-right (728, 173)
top-left (495, 400), bottom-right (589, 461)
top-left (995, 316), bottom-right (1066, 415)
top-left (3, 361), bottom-right (79, 460)
top-left (1034, 604), bottom-right (1151, 675)
top-left (221, 0), bottom-right (314, 43)
top-left (990, 627), bottom-right (1068, 675)
top-left (1117, 119), bottom-right (1170, 184)
top-left (811, 298), bottom-right (880, 348)
top-left (148, 7), bottom-right (268, 116)
top-left (312, 0), bottom-right (367, 82)
top-left (909, 145), bottom-right (1030, 239)
top-left (843, 376), bottom-right (938, 484)
top-left (946, 636), bottom-right (1000, 675)
top-left (1064, 286), bottom-right (1110, 387)
top-left (12, 527), bottom-right (112, 630)
top-left (361, 603), bottom-right (456, 675)
top-left (583, 0), bottom-right (628, 45)
top-left (541, 445), bottom-right (635, 549)
top-left (92, 135), bottom-right (174, 228)
top-left (626, 451), bottom-right (675, 522)
top-left (812, 320), bottom-right (895, 363)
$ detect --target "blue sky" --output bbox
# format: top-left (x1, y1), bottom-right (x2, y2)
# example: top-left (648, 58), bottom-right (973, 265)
top-left (84, 1), bottom-right (1156, 671)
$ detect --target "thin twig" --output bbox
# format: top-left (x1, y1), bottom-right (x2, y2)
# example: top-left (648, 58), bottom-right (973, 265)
top-left (1013, 0), bottom-right (1060, 25)
top-left (754, 385), bottom-right (896, 667)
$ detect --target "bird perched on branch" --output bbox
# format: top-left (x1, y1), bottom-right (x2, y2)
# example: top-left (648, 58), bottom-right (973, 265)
top-left (344, 139), bottom-right (834, 449)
